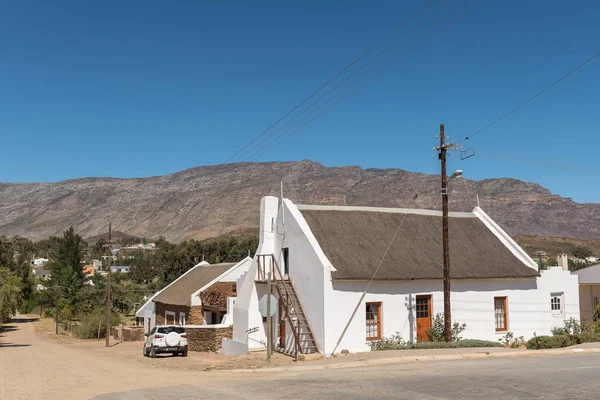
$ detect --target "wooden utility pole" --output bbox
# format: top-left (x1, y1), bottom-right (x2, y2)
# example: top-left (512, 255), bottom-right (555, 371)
top-left (105, 223), bottom-right (112, 347)
top-left (438, 124), bottom-right (452, 343)
top-left (266, 267), bottom-right (272, 366)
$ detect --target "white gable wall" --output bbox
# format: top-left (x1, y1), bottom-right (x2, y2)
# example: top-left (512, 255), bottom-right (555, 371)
top-left (274, 199), bottom-right (331, 353)
top-left (326, 269), bottom-right (579, 355)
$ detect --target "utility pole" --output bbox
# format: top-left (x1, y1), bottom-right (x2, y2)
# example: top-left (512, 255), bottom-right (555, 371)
top-left (266, 266), bottom-right (272, 366)
top-left (105, 222), bottom-right (112, 347)
top-left (438, 124), bottom-right (452, 342)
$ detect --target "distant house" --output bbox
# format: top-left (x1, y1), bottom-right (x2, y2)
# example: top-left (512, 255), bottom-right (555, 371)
top-left (83, 265), bottom-right (96, 277)
top-left (135, 257), bottom-right (252, 333)
top-left (33, 269), bottom-right (51, 280)
top-left (110, 265), bottom-right (131, 273)
top-left (32, 258), bottom-right (49, 268)
top-left (230, 197), bottom-right (579, 356)
top-left (573, 264), bottom-right (600, 321)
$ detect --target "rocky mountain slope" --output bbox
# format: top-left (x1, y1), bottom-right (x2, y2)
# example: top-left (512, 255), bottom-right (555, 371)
top-left (1, 160), bottom-right (599, 242)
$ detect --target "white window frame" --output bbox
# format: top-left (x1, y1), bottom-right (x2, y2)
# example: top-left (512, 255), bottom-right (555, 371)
top-left (550, 292), bottom-right (564, 317)
top-left (165, 311), bottom-right (176, 325)
top-left (179, 312), bottom-right (186, 326)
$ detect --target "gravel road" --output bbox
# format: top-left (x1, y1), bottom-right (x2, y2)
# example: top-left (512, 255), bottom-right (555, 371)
top-left (0, 316), bottom-right (253, 400)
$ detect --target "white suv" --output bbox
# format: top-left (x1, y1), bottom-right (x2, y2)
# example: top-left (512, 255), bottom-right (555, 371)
top-left (143, 325), bottom-right (188, 358)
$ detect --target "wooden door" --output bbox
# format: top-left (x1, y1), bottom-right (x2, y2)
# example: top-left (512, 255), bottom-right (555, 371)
top-left (416, 295), bottom-right (432, 342)
top-left (278, 301), bottom-right (286, 347)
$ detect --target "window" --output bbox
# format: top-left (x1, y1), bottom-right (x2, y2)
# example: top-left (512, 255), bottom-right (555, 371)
top-left (165, 311), bottom-right (176, 325)
top-left (283, 247), bottom-right (290, 275)
top-left (157, 326), bottom-right (185, 334)
top-left (366, 302), bottom-right (382, 340)
top-left (494, 297), bottom-right (508, 332)
top-left (551, 293), bottom-right (563, 315)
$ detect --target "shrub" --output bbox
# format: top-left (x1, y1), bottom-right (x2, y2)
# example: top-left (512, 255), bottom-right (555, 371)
top-left (526, 333), bottom-right (600, 349)
top-left (44, 308), bottom-right (54, 318)
top-left (498, 331), bottom-right (525, 348)
top-left (368, 333), bottom-right (503, 351)
top-left (76, 309), bottom-right (122, 339)
top-left (594, 304), bottom-right (600, 323)
top-left (407, 340), bottom-right (503, 349)
top-left (368, 332), bottom-right (406, 351)
top-left (426, 313), bottom-right (467, 342)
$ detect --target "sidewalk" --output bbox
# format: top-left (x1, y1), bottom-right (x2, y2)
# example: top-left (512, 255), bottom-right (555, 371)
top-left (229, 344), bottom-right (600, 373)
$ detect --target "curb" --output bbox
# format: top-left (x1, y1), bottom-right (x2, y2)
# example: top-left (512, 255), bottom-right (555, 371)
top-left (224, 347), bottom-right (600, 374)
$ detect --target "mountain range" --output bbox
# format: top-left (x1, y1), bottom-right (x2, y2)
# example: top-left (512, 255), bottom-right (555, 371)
top-left (1, 160), bottom-right (599, 242)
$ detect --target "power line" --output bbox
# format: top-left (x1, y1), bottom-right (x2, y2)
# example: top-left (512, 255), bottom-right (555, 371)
top-left (223, 0), bottom-right (436, 164)
top-left (248, 0), bottom-right (481, 162)
top-left (331, 175), bottom-right (430, 355)
top-left (460, 50), bottom-right (600, 143)
top-left (231, 0), bottom-right (453, 163)
top-left (475, 150), bottom-right (600, 177)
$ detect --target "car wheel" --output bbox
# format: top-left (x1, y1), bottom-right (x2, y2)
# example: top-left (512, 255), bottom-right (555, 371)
top-left (150, 346), bottom-right (157, 358)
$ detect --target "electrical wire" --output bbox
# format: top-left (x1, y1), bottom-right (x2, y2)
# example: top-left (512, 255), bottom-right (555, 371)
top-left (330, 176), bottom-right (430, 355)
top-left (460, 50), bottom-right (600, 143)
top-left (223, 0), bottom-right (436, 164)
top-left (249, 0), bottom-right (482, 162)
top-left (231, 0), bottom-right (453, 163)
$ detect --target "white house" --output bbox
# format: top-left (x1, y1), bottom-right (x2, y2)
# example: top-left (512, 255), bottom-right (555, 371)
top-left (229, 196), bottom-right (579, 357)
top-left (573, 264), bottom-right (600, 321)
top-left (135, 257), bottom-right (252, 333)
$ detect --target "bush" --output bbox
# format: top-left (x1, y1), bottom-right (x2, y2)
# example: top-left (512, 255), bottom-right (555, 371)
top-left (368, 332), bottom-right (406, 351)
top-left (426, 313), bottom-right (467, 342)
top-left (526, 333), bottom-right (600, 350)
top-left (76, 310), bottom-right (122, 339)
top-left (407, 340), bottom-right (503, 349)
top-left (368, 333), bottom-right (503, 351)
top-left (44, 308), bottom-right (54, 318)
top-left (498, 331), bottom-right (525, 348)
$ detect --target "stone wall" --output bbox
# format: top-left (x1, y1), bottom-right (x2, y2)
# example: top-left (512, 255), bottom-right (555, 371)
top-left (154, 302), bottom-right (190, 326)
top-left (112, 325), bottom-right (145, 342)
top-left (188, 305), bottom-right (205, 325)
top-left (185, 326), bottom-right (232, 352)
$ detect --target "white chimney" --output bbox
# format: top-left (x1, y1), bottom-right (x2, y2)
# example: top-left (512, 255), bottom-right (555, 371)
top-left (557, 254), bottom-right (569, 271)
top-left (256, 196), bottom-right (279, 257)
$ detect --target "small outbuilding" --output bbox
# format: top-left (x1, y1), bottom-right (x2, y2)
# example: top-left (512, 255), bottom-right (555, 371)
top-left (135, 257), bottom-right (252, 333)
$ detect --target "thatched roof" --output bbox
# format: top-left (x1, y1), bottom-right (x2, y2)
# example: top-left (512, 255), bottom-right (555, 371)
top-left (298, 206), bottom-right (539, 281)
top-left (153, 263), bottom-right (235, 306)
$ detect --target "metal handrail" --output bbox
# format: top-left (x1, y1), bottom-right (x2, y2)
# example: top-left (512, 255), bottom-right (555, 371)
top-left (269, 254), bottom-right (304, 356)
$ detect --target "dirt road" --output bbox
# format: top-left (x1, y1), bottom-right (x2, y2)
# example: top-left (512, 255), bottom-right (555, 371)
top-left (0, 316), bottom-right (277, 400)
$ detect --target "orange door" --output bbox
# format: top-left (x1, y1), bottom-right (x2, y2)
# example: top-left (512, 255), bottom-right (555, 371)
top-left (416, 295), bottom-right (432, 342)
top-left (279, 302), bottom-right (286, 347)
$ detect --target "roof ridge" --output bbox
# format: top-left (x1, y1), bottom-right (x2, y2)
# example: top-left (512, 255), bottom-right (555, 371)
top-left (296, 204), bottom-right (476, 218)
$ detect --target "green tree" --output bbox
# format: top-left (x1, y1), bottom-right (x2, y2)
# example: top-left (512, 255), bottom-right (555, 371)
top-left (47, 227), bottom-right (86, 314)
top-left (572, 246), bottom-right (592, 259)
top-left (0, 267), bottom-right (22, 324)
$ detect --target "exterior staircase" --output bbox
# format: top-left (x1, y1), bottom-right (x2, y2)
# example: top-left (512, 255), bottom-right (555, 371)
top-left (256, 254), bottom-right (320, 357)
top-left (273, 279), bottom-right (319, 355)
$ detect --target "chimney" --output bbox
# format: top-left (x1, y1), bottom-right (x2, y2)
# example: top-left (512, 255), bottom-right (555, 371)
top-left (557, 254), bottom-right (569, 271)
top-left (256, 196), bottom-right (279, 257)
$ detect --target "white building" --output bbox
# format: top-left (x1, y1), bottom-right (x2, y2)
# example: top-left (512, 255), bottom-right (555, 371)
top-left (32, 258), bottom-right (49, 268)
top-left (573, 264), bottom-right (600, 321)
top-left (135, 257), bottom-right (252, 333)
top-left (229, 196), bottom-right (579, 357)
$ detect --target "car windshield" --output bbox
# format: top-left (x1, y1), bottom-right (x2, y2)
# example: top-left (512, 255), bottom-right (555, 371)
top-left (157, 326), bottom-right (185, 334)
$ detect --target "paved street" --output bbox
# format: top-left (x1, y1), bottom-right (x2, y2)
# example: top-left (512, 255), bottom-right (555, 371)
top-left (96, 352), bottom-right (600, 399)
top-left (3, 317), bottom-right (600, 399)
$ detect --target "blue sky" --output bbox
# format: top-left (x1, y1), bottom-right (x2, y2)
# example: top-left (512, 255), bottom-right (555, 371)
top-left (1, 1), bottom-right (599, 202)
